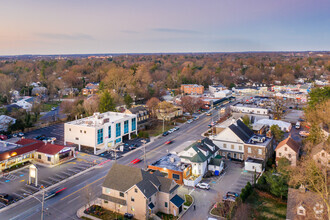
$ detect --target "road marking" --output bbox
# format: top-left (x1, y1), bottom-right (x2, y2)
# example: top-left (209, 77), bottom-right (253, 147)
top-left (189, 189), bottom-right (195, 195)
top-left (60, 176), bottom-right (106, 201)
top-left (19, 179), bottom-right (25, 182)
top-left (67, 195), bottom-right (81, 204)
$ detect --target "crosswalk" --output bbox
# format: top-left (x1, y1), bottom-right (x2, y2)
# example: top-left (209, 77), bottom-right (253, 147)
top-left (3, 173), bottom-right (18, 180)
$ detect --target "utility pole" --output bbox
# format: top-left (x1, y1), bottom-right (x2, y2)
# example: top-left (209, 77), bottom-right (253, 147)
top-left (41, 188), bottom-right (45, 220)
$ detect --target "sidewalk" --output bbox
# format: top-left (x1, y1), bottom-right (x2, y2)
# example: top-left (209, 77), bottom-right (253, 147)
top-left (76, 198), bottom-right (102, 220)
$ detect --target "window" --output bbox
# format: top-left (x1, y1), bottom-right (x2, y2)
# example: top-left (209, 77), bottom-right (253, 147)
top-left (321, 153), bottom-right (325, 157)
top-left (285, 147), bottom-right (287, 151)
top-left (149, 198), bottom-right (151, 202)
top-left (165, 202), bottom-right (168, 208)
top-left (132, 118), bottom-right (136, 131)
top-left (279, 152), bottom-right (282, 156)
top-left (38, 154), bottom-right (41, 159)
top-left (172, 173), bottom-right (180, 180)
top-left (231, 145), bottom-right (234, 149)
top-left (124, 120), bottom-right (129, 134)
top-left (135, 188), bottom-right (138, 193)
top-left (131, 197), bottom-right (134, 202)
top-left (239, 145), bottom-right (242, 150)
top-left (80, 130), bottom-right (82, 133)
top-left (104, 200), bottom-right (108, 204)
top-left (119, 192), bottom-right (124, 197)
top-left (69, 128), bottom-right (71, 131)
top-left (248, 147), bottom-right (251, 153)
top-left (288, 154), bottom-right (292, 158)
top-left (116, 123), bottom-right (121, 137)
top-left (105, 188), bottom-right (110, 194)
top-left (47, 156), bottom-right (51, 162)
top-left (223, 144), bottom-right (227, 148)
top-left (115, 138), bottom-right (122, 144)
top-left (108, 126), bottom-right (111, 138)
top-left (258, 149), bottom-right (262, 155)
top-left (75, 137), bottom-right (79, 140)
top-left (84, 131), bottom-right (86, 134)
top-left (97, 129), bottom-right (103, 144)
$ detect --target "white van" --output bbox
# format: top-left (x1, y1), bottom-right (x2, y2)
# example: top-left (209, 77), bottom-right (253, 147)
top-left (295, 121), bottom-right (301, 129)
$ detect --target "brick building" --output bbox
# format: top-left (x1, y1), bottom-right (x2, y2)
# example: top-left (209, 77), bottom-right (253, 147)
top-left (181, 84), bottom-right (204, 95)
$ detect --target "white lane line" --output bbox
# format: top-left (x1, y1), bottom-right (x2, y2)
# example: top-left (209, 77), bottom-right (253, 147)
top-left (189, 188), bottom-right (195, 195)
top-left (67, 195), bottom-right (81, 204)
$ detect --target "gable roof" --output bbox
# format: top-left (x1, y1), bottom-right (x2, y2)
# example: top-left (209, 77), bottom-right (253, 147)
top-left (128, 106), bottom-right (148, 115)
top-left (180, 138), bottom-right (219, 163)
top-left (229, 119), bottom-right (254, 142)
top-left (103, 163), bottom-right (176, 199)
top-left (310, 142), bottom-right (330, 156)
top-left (170, 195), bottom-right (185, 207)
top-left (37, 144), bottom-right (65, 155)
top-left (275, 136), bottom-right (300, 153)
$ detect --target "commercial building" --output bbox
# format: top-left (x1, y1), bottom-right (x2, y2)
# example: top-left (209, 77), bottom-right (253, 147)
top-left (254, 119), bottom-right (292, 132)
top-left (213, 90), bottom-right (232, 98)
top-left (64, 111), bottom-right (137, 154)
top-left (211, 119), bottom-right (273, 170)
top-left (148, 153), bottom-right (192, 185)
top-left (231, 103), bottom-right (269, 115)
top-left (124, 106), bottom-right (150, 130)
top-left (209, 84), bottom-right (227, 94)
top-left (181, 84), bottom-right (204, 95)
top-left (100, 164), bottom-right (184, 219)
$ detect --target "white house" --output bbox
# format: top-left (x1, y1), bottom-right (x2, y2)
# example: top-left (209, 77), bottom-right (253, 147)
top-left (15, 97), bottom-right (35, 111)
top-left (254, 119), bottom-right (292, 132)
top-left (178, 138), bottom-right (219, 177)
top-left (0, 115), bottom-right (16, 132)
top-left (213, 90), bottom-right (232, 98)
top-left (64, 111), bottom-right (137, 154)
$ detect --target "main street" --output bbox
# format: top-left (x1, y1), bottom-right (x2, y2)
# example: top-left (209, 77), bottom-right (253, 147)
top-left (0, 106), bottom-right (226, 220)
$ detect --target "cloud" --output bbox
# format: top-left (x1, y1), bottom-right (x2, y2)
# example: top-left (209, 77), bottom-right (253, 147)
top-left (151, 28), bottom-right (200, 34)
top-left (36, 33), bottom-right (95, 40)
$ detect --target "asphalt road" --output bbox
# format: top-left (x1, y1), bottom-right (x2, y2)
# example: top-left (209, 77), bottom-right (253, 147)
top-left (0, 106), bottom-right (226, 220)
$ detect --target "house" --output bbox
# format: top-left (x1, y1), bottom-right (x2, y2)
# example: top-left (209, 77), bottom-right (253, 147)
top-left (31, 86), bottom-right (48, 96)
top-left (100, 164), bottom-right (184, 219)
top-left (178, 138), bottom-right (219, 182)
top-left (311, 142), bottom-right (329, 167)
top-left (64, 111), bottom-right (137, 155)
top-left (0, 115), bottom-right (16, 132)
top-left (148, 153), bottom-right (192, 185)
top-left (209, 84), bottom-right (227, 94)
top-left (275, 136), bottom-right (300, 166)
top-left (181, 84), bottom-right (204, 95)
top-left (286, 187), bottom-right (328, 220)
top-left (156, 102), bottom-right (183, 121)
top-left (5, 104), bottom-right (22, 113)
top-left (15, 97), bottom-right (35, 111)
top-left (254, 119), bottom-right (292, 132)
top-left (211, 119), bottom-right (273, 170)
top-left (125, 106), bottom-right (150, 129)
top-left (82, 83), bottom-right (99, 95)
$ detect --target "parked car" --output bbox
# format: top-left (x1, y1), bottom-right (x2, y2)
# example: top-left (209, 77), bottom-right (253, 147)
top-left (18, 132), bottom-right (24, 137)
top-left (299, 131), bottom-right (310, 137)
top-left (226, 192), bottom-right (239, 198)
top-left (34, 135), bottom-right (46, 140)
top-left (12, 133), bottom-right (18, 138)
top-left (0, 193), bottom-right (14, 205)
top-left (196, 183), bottom-right (210, 190)
top-left (162, 131), bottom-right (169, 136)
top-left (187, 119), bottom-right (193, 124)
top-left (0, 134), bottom-right (7, 140)
top-left (130, 158), bottom-right (141, 164)
top-left (168, 129), bottom-right (174, 134)
top-left (124, 213), bottom-right (133, 219)
top-left (222, 195), bottom-right (236, 202)
top-left (45, 137), bottom-right (56, 142)
top-left (165, 140), bottom-right (172, 145)
top-left (295, 121), bottom-right (301, 129)
top-left (193, 116), bottom-right (199, 120)
top-left (129, 144), bottom-right (137, 150)
top-left (51, 107), bottom-right (57, 111)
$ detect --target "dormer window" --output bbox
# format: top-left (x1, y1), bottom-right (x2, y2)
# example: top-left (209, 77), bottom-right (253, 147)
top-left (297, 206), bottom-right (306, 216)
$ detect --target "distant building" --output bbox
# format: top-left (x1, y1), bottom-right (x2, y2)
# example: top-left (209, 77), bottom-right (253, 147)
top-left (100, 164), bottom-right (184, 219)
top-left (31, 86), bottom-right (48, 96)
top-left (231, 103), bottom-right (269, 115)
top-left (181, 84), bottom-right (204, 95)
top-left (275, 136), bottom-right (300, 166)
top-left (156, 102), bottom-right (183, 121)
top-left (209, 84), bottom-right (227, 94)
top-left (213, 90), bottom-right (232, 98)
top-left (14, 97), bottom-right (35, 111)
top-left (124, 106), bottom-right (150, 129)
top-left (0, 115), bottom-right (16, 132)
top-left (64, 111), bottom-right (137, 154)
top-left (254, 119), bottom-right (292, 132)
top-left (311, 142), bottom-right (329, 168)
top-left (82, 83), bottom-right (99, 95)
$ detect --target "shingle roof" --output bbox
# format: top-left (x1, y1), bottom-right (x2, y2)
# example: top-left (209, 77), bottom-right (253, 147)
top-left (128, 106), bottom-right (148, 115)
top-left (99, 194), bottom-right (126, 206)
top-left (275, 136), bottom-right (300, 153)
top-left (229, 120), bottom-right (254, 142)
top-left (170, 195), bottom-right (185, 208)
top-left (103, 164), bottom-right (177, 199)
top-left (181, 138), bottom-right (219, 163)
top-left (37, 144), bottom-right (65, 155)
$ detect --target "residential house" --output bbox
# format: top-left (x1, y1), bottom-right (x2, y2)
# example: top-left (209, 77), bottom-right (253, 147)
top-left (286, 187), bottom-right (328, 220)
top-left (311, 142), bottom-right (329, 167)
top-left (15, 97), bottom-right (35, 111)
top-left (125, 106), bottom-right (150, 129)
top-left (64, 111), bottom-right (137, 154)
top-left (82, 83), bottom-right (99, 95)
top-left (178, 138), bottom-right (220, 184)
top-left (31, 86), bottom-right (48, 96)
top-left (148, 153), bottom-right (192, 185)
top-left (254, 119), bottom-right (292, 132)
top-left (275, 136), bottom-right (300, 166)
top-left (181, 84), bottom-right (204, 95)
top-left (0, 115), bottom-right (16, 132)
top-left (211, 119), bottom-right (273, 170)
top-left (156, 102), bottom-right (183, 121)
top-left (100, 164), bottom-right (184, 219)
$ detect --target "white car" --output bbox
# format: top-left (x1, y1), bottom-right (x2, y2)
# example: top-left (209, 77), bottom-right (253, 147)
top-left (187, 119), bottom-right (193, 124)
top-left (196, 183), bottom-right (210, 190)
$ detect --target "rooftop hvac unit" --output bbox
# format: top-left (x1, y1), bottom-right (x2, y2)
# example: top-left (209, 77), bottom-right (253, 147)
top-left (170, 157), bottom-right (175, 163)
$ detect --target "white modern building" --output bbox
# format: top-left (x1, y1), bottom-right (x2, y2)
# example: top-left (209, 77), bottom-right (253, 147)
top-left (213, 90), bottom-right (232, 98)
top-left (231, 103), bottom-right (269, 115)
top-left (209, 84), bottom-right (227, 94)
top-left (64, 112), bottom-right (137, 154)
top-left (254, 119), bottom-right (292, 132)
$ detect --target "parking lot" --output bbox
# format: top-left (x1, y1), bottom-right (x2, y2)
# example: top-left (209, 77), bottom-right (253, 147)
top-left (0, 152), bottom-right (107, 209)
top-left (179, 160), bottom-right (254, 220)
top-left (23, 123), bottom-right (65, 145)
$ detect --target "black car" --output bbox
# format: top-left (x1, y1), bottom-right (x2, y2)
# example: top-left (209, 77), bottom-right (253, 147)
top-left (0, 193), bottom-right (14, 205)
top-left (124, 213), bottom-right (133, 219)
top-left (34, 135), bottom-right (46, 140)
top-left (162, 131), bottom-right (169, 136)
top-left (129, 144), bottom-right (137, 150)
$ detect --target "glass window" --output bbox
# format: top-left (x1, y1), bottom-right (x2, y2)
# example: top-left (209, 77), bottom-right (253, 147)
top-left (116, 123), bottom-right (121, 137)
top-left (38, 154), bottom-right (41, 159)
top-left (239, 145), bottom-right (242, 150)
top-left (104, 200), bottom-right (108, 203)
top-left (97, 129), bottom-right (103, 144)
top-left (279, 152), bottom-right (282, 156)
top-left (47, 156), bottom-right (51, 162)
top-left (115, 138), bottom-right (122, 144)
top-left (231, 145), bottom-right (234, 149)
top-left (223, 144), bottom-right (227, 148)
top-left (172, 174), bottom-right (180, 180)
top-left (105, 188), bottom-right (111, 194)
top-left (124, 120), bottom-right (129, 134)
top-left (258, 149), bottom-right (262, 155)
top-left (132, 118), bottom-right (136, 131)
top-left (120, 192), bottom-right (124, 197)
top-left (131, 197), bottom-right (134, 202)
top-left (248, 147), bottom-right (251, 153)
top-left (165, 202), bottom-right (168, 208)
top-left (108, 126), bottom-right (111, 138)
top-left (135, 188), bottom-right (138, 193)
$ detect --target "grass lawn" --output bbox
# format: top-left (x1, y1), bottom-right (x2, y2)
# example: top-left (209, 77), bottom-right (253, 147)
top-left (146, 121), bottom-right (174, 137)
top-left (156, 212), bottom-right (178, 220)
top-left (244, 190), bottom-right (287, 220)
top-left (41, 101), bottom-right (61, 112)
top-left (184, 194), bottom-right (193, 206)
top-left (85, 205), bottom-right (135, 220)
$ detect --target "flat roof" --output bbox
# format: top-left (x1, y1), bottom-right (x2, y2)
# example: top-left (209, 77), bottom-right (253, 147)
top-left (246, 135), bottom-right (272, 146)
top-left (233, 103), bottom-right (268, 109)
top-left (150, 154), bottom-right (189, 172)
top-left (66, 111), bottom-right (135, 127)
top-left (0, 141), bottom-right (21, 153)
top-left (246, 157), bottom-right (264, 164)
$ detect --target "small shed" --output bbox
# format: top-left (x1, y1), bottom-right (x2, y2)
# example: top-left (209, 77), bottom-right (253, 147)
top-left (244, 157), bottom-right (263, 173)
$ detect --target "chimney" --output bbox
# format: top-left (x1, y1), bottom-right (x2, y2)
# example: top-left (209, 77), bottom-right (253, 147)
top-left (43, 140), bottom-right (47, 145)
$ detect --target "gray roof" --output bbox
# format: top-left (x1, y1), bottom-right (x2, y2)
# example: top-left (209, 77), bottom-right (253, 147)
top-left (181, 138), bottom-right (219, 163)
top-left (100, 194), bottom-right (126, 206)
top-left (229, 120), bottom-right (254, 142)
top-left (128, 106), bottom-right (148, 115)
top-left (103, 163), bottom-right (176, 199)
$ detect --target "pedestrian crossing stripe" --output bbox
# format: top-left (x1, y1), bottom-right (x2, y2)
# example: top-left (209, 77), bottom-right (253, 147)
top-left (20, 179), bottom-right (25, 182)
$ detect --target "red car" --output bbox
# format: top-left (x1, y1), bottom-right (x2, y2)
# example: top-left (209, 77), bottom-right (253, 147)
top-left (130, 158), bottom-right (141, 164)
top-left (165, 140), bottom-right (172, 145)
top-left (0, 134), bottom-right (7, 140)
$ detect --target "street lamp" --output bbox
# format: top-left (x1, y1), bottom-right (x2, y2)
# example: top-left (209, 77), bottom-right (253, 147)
top-left (23, 186), bottom-right (45, 220)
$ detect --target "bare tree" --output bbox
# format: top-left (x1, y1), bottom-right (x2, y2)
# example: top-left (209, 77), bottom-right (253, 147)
top-left (146, 97), bottom-right (160, 117)
top-left (180, 96), bottom-right (203, 115)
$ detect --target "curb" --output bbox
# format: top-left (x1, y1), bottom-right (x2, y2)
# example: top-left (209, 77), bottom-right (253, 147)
top-left (76, 198), bottom-right (102, 220)
top-left (209, 203), bottom-right (222, 218)
top-left (0, 163), bottom-right (96, 214)
top-left (178, 194), bottom-right (195, 219)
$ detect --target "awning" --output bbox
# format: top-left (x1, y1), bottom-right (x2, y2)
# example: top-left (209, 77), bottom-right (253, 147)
top-left (170, 195), bottom-right (184, 208)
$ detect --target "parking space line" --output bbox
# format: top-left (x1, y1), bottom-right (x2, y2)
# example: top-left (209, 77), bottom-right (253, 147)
top-left (13, 192), bottom-right (25, 199)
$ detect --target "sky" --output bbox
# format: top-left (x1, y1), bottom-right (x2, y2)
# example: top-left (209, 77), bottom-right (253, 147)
top-left (0, 0), bottom-right (329, 55)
